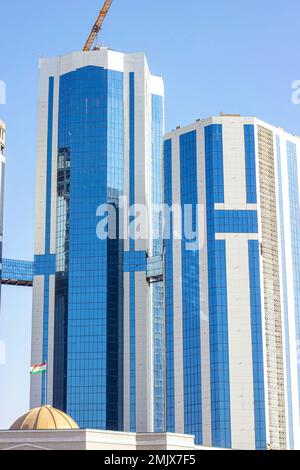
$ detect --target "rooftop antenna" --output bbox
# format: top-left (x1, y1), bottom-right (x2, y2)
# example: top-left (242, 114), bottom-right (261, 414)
top-left (83, 0), bottom-right (114, 52)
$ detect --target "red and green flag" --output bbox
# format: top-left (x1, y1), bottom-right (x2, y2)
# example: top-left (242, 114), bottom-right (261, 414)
top-left (30, 363), bottom-right (47, 375)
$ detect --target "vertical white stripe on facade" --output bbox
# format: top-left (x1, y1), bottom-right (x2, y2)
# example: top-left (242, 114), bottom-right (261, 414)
top-left (45, 76), bottom-right (59, 406)
top-left (196, 125), bottom-right (212, 446)
top-left (47, 275), bottom-right (55, 405)
top-left (34, 70), bottom-right (49, 255)
top-left (135, 271), bottom-right (152, 432)
top-left (30, 276), bottom-right (44, 408)
top-left (172, 135), bottom-right (185, 433)
top-left (50, 76), bottom-right (58, 255)
top-left (226, 236), bottom-right (256, 449)
top-left (222, 122), bottom-right (247, 209)
top-left (132, 55), bottom-right (147, 253)
top-left (123, 272), bottom-right (131, 432)
top-left (122, 62), bottom-right (131, 430)
top-left (123, 66), bottom-right (130, 252)
top-left (279, 135), bottom-right (300, 448)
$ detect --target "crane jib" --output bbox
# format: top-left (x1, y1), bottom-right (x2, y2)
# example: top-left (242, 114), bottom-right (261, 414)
top-left (83, 0), bottom-right (114, 52)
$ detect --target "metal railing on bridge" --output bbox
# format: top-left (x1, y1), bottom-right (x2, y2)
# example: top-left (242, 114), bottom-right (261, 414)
top-left (1, 259), bottom-right (34, 287)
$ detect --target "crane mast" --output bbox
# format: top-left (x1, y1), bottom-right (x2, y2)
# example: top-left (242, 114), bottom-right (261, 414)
top-left (83, 0), bottom-right (113, 52)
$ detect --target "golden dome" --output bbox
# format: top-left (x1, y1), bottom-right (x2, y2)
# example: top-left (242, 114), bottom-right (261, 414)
top-left (9, 406), bottom-right (79, 431)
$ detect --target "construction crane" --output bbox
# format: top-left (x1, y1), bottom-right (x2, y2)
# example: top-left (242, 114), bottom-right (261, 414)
top-left (83, 0), bottom-right (114, 52)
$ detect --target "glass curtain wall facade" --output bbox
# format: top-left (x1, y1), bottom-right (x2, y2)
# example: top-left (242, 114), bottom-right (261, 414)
top-left (164, 115), bottom-right (300, 450)
top-left (150, 95), bottom-right (165, 432)
top-left (30, 49), bottom-right (164, 433)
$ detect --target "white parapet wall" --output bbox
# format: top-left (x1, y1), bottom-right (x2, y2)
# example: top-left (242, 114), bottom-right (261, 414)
top-left (0, 429), bottom-right (224, 451)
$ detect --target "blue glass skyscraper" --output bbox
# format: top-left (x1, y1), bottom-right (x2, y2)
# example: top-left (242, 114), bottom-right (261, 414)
top-left (30, 48), bottom-right (165, 433)
top-left (163, 114), bottom-right (300, 450)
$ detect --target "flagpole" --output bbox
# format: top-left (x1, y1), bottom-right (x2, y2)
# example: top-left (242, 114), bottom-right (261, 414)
top-left (45, 363), bottom-right (48, 405)
top-left (45, 367), bottom-right (47, 405)
top-left (30, 363), bottom-right (48, 404)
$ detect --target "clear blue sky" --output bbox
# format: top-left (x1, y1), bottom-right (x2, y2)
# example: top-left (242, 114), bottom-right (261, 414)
top-left (0, 0), bottom-right (299, 428)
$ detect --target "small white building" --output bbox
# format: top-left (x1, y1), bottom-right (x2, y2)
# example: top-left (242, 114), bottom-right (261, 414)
top-left (0, 406), bottom-right (213, 451)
